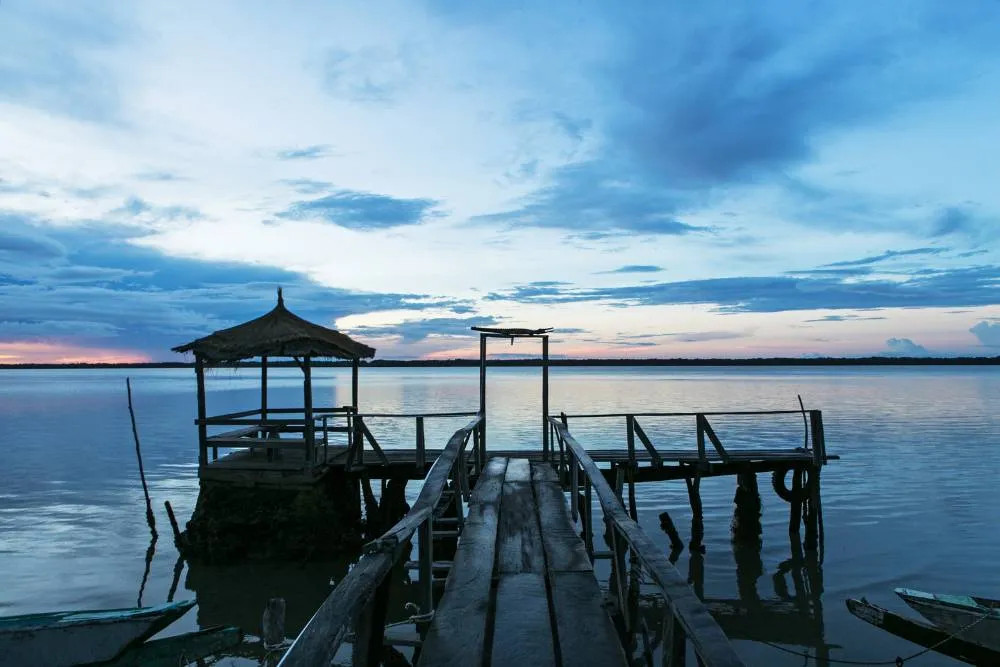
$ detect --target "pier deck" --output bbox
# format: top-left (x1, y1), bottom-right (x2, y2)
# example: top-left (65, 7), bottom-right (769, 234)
top-left (419, 457), bottom-right (626, 666)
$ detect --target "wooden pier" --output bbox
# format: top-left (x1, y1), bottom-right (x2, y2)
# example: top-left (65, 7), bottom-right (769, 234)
top-left (172, 304), bottom-right (836, 660)
top-left (279, 415), bottom-right (751, 666)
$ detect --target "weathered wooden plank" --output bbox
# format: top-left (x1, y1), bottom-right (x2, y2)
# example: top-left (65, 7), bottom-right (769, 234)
top-left (530, 461), bottom-right (559, 484)
top-left (490, 573), bottom-right (556, 667)
top-left (497, 480), bottom-right (546, 573)
top-left (504, 457), bottom-right (532, 482)
top-left (550, 572), bottom-right (628, 666)
top-left (531, 471), bottom-right (590, 573)
top-left (418, 457), bottom-right (506, 667)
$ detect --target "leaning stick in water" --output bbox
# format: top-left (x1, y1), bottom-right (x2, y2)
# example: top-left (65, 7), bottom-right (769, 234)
top-left (127, 377), bottom-right (157, 541)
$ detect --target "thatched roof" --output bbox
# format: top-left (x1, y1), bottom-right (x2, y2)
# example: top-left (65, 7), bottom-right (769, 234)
top-left (173, 289), bottom-right (376, 363)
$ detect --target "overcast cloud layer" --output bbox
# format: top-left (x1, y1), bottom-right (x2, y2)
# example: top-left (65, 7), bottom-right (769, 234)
top-left (1, 0), bottom-right (998, 362)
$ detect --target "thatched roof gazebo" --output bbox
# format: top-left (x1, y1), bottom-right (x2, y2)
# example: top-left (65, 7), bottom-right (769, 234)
top-left (173, 289), bottom-right (375, 466)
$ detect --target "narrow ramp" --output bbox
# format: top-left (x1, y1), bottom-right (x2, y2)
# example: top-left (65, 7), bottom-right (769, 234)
top-left (419, 457), bottom-right (626, 667)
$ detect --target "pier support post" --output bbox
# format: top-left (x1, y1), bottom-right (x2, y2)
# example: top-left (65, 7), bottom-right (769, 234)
top-left (789, 467), bottom-right (803, 537)
top-left (685, 471), bottom-right (704, 552)
top-left (804, 466), bottom-right (821, 552)
top-left (262, 597), bottom-right (286, 649)
top-left (731, 470), bottom-right (762, 545)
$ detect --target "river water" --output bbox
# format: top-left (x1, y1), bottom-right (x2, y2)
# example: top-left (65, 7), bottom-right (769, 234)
top-left (1, 365), bottom-right (997, 665)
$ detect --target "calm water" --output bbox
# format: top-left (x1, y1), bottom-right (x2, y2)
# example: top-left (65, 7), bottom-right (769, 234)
top-left (1, 365), bottom-right (998, 665)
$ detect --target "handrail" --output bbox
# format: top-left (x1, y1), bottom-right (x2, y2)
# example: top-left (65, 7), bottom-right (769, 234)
top-left (549, 418), bottom-right (746, 667)
top-left (563, 409), bottom-right (807, 418)
top-left (352, 410), bottom-right (479, 419)
top-left (279, 414), bottom-right (483, 666)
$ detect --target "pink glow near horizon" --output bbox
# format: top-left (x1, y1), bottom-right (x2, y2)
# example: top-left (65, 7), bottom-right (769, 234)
top-left (0, 341), bottom-right (152, 364)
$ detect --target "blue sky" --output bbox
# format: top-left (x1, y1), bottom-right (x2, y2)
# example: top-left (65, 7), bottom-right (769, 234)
top-left (1, 1), bottom-right (999, 362)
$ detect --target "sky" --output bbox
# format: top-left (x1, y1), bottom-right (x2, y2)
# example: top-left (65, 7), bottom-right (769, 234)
top-left (1, 1), bottom-right (1000, 363)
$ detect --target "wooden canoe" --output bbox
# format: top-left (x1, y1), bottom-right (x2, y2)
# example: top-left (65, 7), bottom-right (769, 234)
top-left (896, 588), bottom-right (1000, 652)
top-left (846, 597), bottom-right (1000, 666)
top-left (0, 599), bottom-right (195, 667)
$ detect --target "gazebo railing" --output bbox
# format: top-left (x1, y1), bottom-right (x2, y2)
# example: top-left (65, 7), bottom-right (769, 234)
top-left (198, 406), bottom-right (355, 462)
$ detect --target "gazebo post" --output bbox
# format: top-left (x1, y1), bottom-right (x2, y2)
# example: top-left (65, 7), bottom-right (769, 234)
top-left (303, 355), bottom-right (313, 461)
top-left (479, 332), bottom-right (487, 457)
top-left (351, 358), bottom-right (359, 411)
top-left (195, 354), bottom-right (208, 465)
top-left (261, 355), bottom-right (268, 424)
top-left (542, 335), bottom-right (549, 461)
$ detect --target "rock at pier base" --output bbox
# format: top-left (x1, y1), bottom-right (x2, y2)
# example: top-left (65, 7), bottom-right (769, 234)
top-left (179, 469), bottom-right (363, 564)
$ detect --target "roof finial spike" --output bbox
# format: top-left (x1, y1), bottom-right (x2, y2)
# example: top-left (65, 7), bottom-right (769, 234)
top-left (277, 286), bottom-right (284, 307)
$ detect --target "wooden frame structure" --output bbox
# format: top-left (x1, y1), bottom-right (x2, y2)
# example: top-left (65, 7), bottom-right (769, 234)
top-left (173, 289), bottom-right (375, 467)
top-left (471, 326), bottom-right (552, 461)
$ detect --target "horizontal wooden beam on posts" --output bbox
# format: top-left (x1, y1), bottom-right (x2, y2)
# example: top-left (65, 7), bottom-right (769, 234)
top-left (352, 411), bottom-right (480, 419)
top-left (563, 410), bottom-right (809, 418)
top-left (278, 414), bottom-right (483, 667)
top-left (549, 418), bottom-right (745, 667)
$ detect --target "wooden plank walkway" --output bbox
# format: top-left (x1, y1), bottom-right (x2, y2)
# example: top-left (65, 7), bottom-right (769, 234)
top-left (419, 457), bottom-right (627, 667)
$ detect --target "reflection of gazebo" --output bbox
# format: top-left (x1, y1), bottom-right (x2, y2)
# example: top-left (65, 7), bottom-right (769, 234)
top-left (173, 289), bottom-right (375, 467)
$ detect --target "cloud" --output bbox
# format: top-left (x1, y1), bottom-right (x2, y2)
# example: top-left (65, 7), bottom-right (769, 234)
top-left (600, 264), bottom-right (664, 274)
top-left (280, 190), bottom-right (439, 230)
top-left (0, 2), bottom-right (126, 121)
top-left (275, 145), bottom-right (334, 160)
top-left (0, 225), bottom-right (65, 260)
top-left (282, 179), bottom-right (333, 194)
top-left (970, 321), bottom-right (1000, 347)
top-left (346, 316), bottom-right (500, 343)
top-left (803, 314), bottom-right (887, 323)
top-left (323, 46), bottom-right (415, 104)
top-left (486, 264), bottom-right (1000, 313)
top-left (473, 3), bottom-right (1000, 236)
top-left (824, 247), bottom-right (947, 268)
top-left (663, 331), bottom-right (747, 343)
top-left (882, 337), bottom-right (931, 357)
top-left (111, 197), bottom-right (202, 222)
top-left (0, 215), bottom-right (474, 358)
top-left (474, 161), bottom-right (712, 235)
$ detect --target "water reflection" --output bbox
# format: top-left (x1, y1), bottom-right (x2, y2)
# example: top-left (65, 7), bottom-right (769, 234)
top-left (633, 537), bottom-right (833, 665)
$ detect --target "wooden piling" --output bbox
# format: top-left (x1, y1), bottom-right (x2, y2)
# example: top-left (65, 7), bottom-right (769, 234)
top-left (127, 378), bottom-right (157, 541)
top-left (685, 472), bottom-right (704, 553)
top-left (262, 598), bottom-right (286, 649)
top-left (789, 468), bottom-right (803, 537)
top-left (730, 470), bottom-right (761, 545)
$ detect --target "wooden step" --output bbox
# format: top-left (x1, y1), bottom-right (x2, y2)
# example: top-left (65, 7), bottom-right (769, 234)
top-left (404, 560), bottom-right (453, 572)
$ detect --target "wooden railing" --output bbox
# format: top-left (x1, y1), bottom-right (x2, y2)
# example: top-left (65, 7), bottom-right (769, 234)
top-left (552, 409), bottom-right (828, 470)
top-left (549, 418), bottom-right (745, 666)
top-left (346, 411), bottom-right (482, 472)
top-left (278, 415), bottom-right (483, 667)
top-left (197, 406), bottom-right (355, 463)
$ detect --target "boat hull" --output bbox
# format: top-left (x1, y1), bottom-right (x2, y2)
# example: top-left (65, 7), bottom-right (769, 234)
top-left (0, 600), bottom-right (195, 667)
top-left (896, 588), bottom-right (1000, 653)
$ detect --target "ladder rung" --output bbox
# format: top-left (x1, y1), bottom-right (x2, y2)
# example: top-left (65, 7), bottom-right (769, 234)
top-left (432, 530), bottom-right (460, 538)
top-left (404, 560), bottom-right (453, 572)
